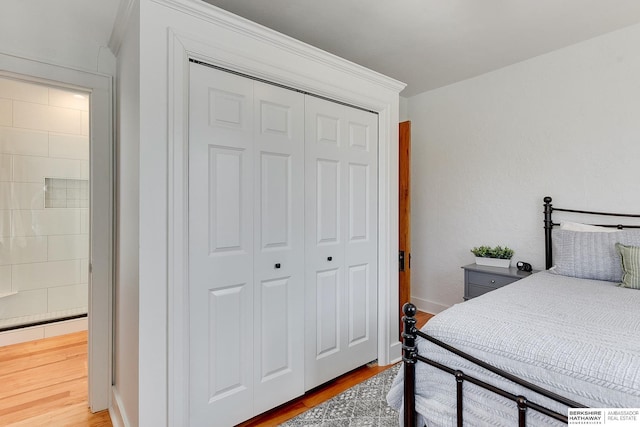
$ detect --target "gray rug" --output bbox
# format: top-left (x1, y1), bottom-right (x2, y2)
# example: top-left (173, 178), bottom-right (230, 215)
top-left (280, 363), bottom-right (401, 426)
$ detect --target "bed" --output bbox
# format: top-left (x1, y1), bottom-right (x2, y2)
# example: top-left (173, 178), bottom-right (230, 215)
top-left (387, 196), bottom-right (640, 426)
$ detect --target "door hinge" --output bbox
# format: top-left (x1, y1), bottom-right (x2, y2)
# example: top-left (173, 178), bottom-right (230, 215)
top-left (399, 251), bottom-right (405, 272)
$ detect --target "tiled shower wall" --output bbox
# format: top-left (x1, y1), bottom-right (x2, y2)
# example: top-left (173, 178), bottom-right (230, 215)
top-left (0, 76), bottom-right (89, 328)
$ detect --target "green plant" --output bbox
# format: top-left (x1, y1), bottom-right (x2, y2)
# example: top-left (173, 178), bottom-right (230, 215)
top-left (471, 245), bottom-right (514, 259)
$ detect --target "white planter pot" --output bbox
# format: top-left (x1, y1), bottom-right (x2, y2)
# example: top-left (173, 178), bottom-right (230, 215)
top-left (475, 257), bottom-right (511, 268)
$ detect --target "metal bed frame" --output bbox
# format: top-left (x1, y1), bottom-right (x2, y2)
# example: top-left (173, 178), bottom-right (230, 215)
top-left (401, 196), bottom-right (640, 427)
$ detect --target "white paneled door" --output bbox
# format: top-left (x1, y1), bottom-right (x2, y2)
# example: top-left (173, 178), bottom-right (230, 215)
top-left (188, 63), bottom-right (305, 426)
top-left (304, 96), bottom-right (378, 389)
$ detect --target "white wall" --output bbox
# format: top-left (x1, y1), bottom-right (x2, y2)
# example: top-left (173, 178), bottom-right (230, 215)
top-left (113, 1), bottom-right (140, 425)
top-left (408, 23), bottom-right (640, 312)
top-left (0, 0), bottom-right (116, 75)
top-left (0, 77), bottom-right (89, 327)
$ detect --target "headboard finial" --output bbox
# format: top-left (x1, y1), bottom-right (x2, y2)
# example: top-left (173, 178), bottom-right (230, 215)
top-left (544, 196), bottom-right (552, 204)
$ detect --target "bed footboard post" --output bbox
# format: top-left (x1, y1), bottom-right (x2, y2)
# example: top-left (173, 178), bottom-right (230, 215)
top-left (544, 196), bottom-right (553, 270)
top-left (402, 303), bottom-right (418, 427)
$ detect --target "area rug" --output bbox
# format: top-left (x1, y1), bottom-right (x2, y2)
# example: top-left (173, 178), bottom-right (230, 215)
top-left (280, 363), bottom-right (401, 426)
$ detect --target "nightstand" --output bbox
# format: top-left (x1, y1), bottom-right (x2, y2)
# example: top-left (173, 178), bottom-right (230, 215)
top-left (462, 263), bottom-right (536, 300)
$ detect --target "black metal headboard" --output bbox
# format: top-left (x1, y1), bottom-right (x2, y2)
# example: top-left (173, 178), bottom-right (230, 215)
top-left (543, 196), bottom-right (640, 269)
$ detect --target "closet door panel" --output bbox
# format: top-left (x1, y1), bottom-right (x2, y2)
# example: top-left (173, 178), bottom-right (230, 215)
top-left (189, 64), bottom-right (255, 426)
top-left (305, 96), bottom-right (377, 389)
top-left (253, 81), bottom-right (305, 413)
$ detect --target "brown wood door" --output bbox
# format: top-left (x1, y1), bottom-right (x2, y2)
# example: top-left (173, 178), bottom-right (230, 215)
top-left (399, 121), bottom-right (411, 338)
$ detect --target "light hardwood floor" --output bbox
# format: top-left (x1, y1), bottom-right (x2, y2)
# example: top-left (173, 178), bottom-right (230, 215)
top-left (239, 310), bottom-right (434, 426)
top-left (0, 331), bottom-right (111, 427)
top-left (0, 311), bottom-right (433, 427)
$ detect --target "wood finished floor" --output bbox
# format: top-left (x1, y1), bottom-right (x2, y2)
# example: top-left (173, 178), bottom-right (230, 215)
top-left (0, 331), bottom-right (111, 427)
top-left (0, 311), bottom-right (432, 427)
top-left (238, 310), bottom-right (433, 426)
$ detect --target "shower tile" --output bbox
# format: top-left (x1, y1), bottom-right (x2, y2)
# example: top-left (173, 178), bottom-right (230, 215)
top-left (0, 183), bottom-right (45, 210)
top-left (0, 99), bottom-right (11, 127)
top-left (0, 78), bottom-right (48, 104)
top-left (0, 127), bottom-right (49, 156)
top-left (12, 101), bottom-right (49, 132)
top-left (0, 265), bottom-right (11, 294)
top-left (0, 210), bottom-right (9, 237)
top-left (48, 106), bottom-right (83, 135)
top-left (47, 234), bottom-right (88, 261)
top-left (13, 155), bottom-right (81, 183)
top-left (49, 133), bottom-right (89, 160)
top-left (47, 283), bottom-right (88, 312)
top-left (0, 154), bottom-right (12, 181)
top-left (0, 236), bottom-right (47, 266)
top-left (11, 209), bottom-right (81, 236)
top-left (0, 289), bottom-right (47, 318)
top-left (48, 88), bottom-right (88, 111)
top-left (11, 259), bottom-right (80, 291)
top-left (81, 111), bottom-right (89, 136)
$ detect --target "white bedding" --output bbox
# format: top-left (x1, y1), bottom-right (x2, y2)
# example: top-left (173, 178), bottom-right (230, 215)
top-left (387, 271), bottom-right (640, 426)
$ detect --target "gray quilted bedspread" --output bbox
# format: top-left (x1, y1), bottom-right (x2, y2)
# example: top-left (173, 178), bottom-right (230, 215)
top-left (387, 271), bottom-right (640, 426)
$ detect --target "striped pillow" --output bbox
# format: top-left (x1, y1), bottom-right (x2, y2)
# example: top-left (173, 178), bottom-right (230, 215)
top-left (616, 243), bottom-right (640, 289)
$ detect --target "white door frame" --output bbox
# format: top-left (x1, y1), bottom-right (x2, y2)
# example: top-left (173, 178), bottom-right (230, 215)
top-left (0, 52), bottom-right (113, 412)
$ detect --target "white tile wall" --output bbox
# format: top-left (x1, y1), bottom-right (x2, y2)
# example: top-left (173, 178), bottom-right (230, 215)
top-left (0, 289), bottom-right (47, 318)
top-left (0, 183), bottom-right (45, 210)
top-left (0, 154), bottom-right (12, 181)
top-left (0, 236), bottom-right (48, 265)
top-left (49, 134), bottom-right (90, 160)
top-left (13, 155), bottom-right (81, 183)
top-left (0, 127), bottom-right (49, 156)
top-left (0, 99), bottom-right (11, 127)
top-left (0, 210), bottom-right (9, 237)
top-left (48, 88), bottom-right (89, 111)
top-left (48, 283), bottom-right (88, 312)
top-left (0, 78), bottom-right (48, 104)
top-left (0, 265), bottom-right (11, 294)
top-left (12, 209), bottom-right (81, 236)
top-left (11, 259), bottom-right (81, 291)
top-left (0, 76), bottom-right (89, 327)
top-left (47, 235), bottom-right (88, 261)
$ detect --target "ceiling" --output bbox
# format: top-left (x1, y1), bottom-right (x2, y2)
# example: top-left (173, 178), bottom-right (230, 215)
top-left (203, 0), bottom-right (640, 96)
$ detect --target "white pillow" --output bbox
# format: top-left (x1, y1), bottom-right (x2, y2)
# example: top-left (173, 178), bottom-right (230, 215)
top-left (559, 221), bottom-right (617, 233)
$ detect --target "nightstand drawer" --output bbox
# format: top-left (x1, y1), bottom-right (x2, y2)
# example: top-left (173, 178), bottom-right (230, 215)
top-left (467, 271), bottom-right (518, 288)
top-left (465, 283), bottom-right (496, 299)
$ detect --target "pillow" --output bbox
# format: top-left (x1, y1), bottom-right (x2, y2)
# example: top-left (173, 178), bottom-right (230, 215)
top-left (615, 243), bottom-right (640, 289)
top-left (559, 221), bottom-right (617, 232)
top-left (551, 229), bottom-right (640, 282)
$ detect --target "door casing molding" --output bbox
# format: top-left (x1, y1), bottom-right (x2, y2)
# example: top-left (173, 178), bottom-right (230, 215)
top-left (0, 52), bottom-right (114, 412)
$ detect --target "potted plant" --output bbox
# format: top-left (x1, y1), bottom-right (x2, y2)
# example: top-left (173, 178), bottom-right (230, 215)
top-left (471, 245), bottom-right (514, 268)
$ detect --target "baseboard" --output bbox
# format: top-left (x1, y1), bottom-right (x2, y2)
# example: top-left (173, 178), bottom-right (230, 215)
top-left (388, 340), bottom-right (402, 365)
top-left (411, 296), bottom-right (450, 315)
top-left (0, 317), bottom-right (87, 347)
top-left (110, 387), bottom-right (131, 427)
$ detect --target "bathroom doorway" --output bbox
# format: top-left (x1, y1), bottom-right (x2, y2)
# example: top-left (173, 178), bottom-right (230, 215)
top-left (0, 76), bottom-right (90, 338)
top-left (0, 54), bottom-right (113, 412)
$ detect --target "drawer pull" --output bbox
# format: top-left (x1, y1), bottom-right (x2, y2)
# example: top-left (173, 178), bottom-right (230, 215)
top-left (491, 280), bottom-right (496, 284)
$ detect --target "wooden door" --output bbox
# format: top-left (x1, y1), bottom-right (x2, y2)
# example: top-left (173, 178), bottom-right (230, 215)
top-left (188, 63), bottom-right (305, 425)
top-left (304, 96), bottom-right (378, 390)
top-left (399, 121), bottom-right (411, 337)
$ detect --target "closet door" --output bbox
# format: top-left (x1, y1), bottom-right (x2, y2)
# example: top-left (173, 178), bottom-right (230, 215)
top-left (189, 64), bottom-right (255, 426)
top-left (252, 82), bottom-right (305, 413)
top-left (304, 96), bottom-right (378, 389)
top-left (188, 63), bottom-right (306, 425)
